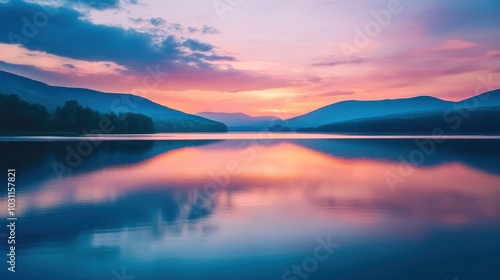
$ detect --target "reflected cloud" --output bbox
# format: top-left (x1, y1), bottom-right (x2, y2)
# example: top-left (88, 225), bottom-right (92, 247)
top-left (2, 139), bottom-right (500, 252)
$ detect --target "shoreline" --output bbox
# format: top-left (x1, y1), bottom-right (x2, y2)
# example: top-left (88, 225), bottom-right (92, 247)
top-left (1, 132), bottom-right (500, 142)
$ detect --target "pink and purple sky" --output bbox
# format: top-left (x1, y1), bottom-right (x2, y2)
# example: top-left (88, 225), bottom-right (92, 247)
top-left (1, 0), bottom-right (499, 117)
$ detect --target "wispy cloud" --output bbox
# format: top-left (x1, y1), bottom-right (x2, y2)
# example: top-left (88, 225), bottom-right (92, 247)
top-left (318, 90), bottom-right (355, 97)
top-left (311, 57), bottom-right (366, 67)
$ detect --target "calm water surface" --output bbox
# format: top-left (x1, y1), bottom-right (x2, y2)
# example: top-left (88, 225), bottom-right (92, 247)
top-left (1, 134), bottom-right (500, 279)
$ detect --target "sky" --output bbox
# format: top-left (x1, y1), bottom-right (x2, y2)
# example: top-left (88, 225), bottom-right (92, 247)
top-left (0, 0), bottom-right (499, 117)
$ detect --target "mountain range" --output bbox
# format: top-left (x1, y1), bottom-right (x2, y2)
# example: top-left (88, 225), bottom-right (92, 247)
top-left (0, 70), bottom-right (227, 132)
top-left (286, 96), bottom-right (452, 128)
top-left (196, 112), bottom-right (285, 131)
top-left (286, 91), bottom-right (500, 128)
top-left (290, 90), bottom-right (500, 133)
top-left (199, 90), bottom-right (500, 133)
top-left (1, 69), bottom-right (499, 134)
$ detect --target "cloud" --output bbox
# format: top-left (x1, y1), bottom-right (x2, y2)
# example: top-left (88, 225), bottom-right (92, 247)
top-left (308, 77), bottom-right (323, 83)
top-left (311, 57), bottom-right (366, 67)
top-left (0, 1), bottom-right (229, 72)
top-left (130, 17), bottom-right (185, 37)
top-left (485, 51), bottom-right (500, 59)
top-left (0, 1), bottom-right (295, 93)
top-left (67, 0), bottom-right (120, 10)
top-left (415, 0), bottom-right (500, 39)
top-left (149, 17), bottom-right (166, 27)
top-left (129, 18), bottom-right (219, 36)
top-left (318, 91), bottom-right (355, 97)
top-left (188, 25), bottom-right (220, 35)
top-left (182, 39), bottom-right (213, 52)
top-left (0, 43), bottom-right (127, 76)
top-left (0, 59), bottom-right (295, 94)
top-left (201, 25), bottom-right (220, 35)
top-left (123, 0), bottom-right (140, 4)
top-left (63, 0), bottom-right (140, 10)
top-left (187, 26), bottom-right (199, 33)
top-left (413, 39), bottom-right (481, 58)
top-left (192, 53), bottom-right (235, 62)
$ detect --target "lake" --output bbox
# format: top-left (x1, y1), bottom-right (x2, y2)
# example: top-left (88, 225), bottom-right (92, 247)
top-left (1, 133), bottom-right (500, 280)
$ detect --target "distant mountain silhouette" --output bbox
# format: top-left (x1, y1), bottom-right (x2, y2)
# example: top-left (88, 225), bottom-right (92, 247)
top-left (197, 112), bottom-right (284, 131)
top-left (459, 90), bottom-right (500, 108)
top-left (3, 69), bottom-right (499, 134)
top-left (0, 70), bottom-right (227, 132)
top-left (287, 90), bottom-right (500, 133)
top-left (287, 96), bottom-right (453, 128)
top-left (301, 106), bottom-right (500, 134)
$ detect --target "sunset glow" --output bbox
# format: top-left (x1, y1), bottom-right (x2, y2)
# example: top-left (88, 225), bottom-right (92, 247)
top-left (0, 0), bottom-right (499, 117)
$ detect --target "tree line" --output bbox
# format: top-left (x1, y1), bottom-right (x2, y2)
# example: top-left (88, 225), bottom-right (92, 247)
top-left (0, 94), bottom-right (154, 134)
top-left (155, 119), bottom-right (228, 132)
top-left (298, 107), bottom-right (500, 134)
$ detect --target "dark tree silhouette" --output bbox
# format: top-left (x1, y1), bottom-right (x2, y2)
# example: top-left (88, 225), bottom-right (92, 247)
top-left (0, 94), bottom-right (51, 132)
top-left (0, 94), bottom-right (156, 134)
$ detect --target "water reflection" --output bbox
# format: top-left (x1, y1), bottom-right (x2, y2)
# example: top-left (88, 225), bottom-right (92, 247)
top-left (1, 139), bottom-right (500, 279)
top-left (0, 140), bottom-right (218, 189)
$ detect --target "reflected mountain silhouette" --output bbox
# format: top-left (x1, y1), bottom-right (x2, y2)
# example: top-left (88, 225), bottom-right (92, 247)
top-left (2, 138), bottom-right (500, 252)
top-left (0, 140), bottom-right (219, 190)
top-left (289, 139), bottom-right (500, 175)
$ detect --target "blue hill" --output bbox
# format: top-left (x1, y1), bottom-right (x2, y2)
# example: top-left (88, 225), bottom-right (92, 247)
top-left (0, 70), bottom-right (227, 132)
top-left (287, 96), bottom-right (453, 128)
